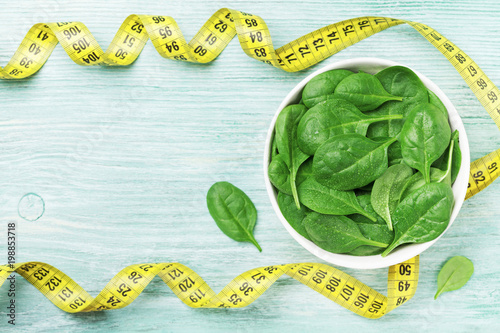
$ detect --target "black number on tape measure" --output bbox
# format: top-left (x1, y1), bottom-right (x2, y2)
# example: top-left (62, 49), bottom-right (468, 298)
top-left (152, 16), bottom-right (165, 24)
top-left (468, 65), bottom-right (477, 77)
top-left (165, 41), bottom-right (180, 53)
top-left (254, 48), bottom-right (267, 57)
top-left (396, 296), bottom-right (408, 306)
top-left (189, 289), bottom-right (206, 303)
top-left (115, 49), bottom-right (128, 60)
top-left (398, 281), bottom-right (411, 292)
top-left (327, 31), bottom-right (339, 44)
top-left (20, 57), bottom-right (33, 68)
top-left (45, 276), bottom-right (62, 291)
top-left (168, 268), bottom-right (184, 281)
top-left (298, 44), bottom-right (311, 58)
top-left (159, 26), bottom-right (173, 39)
top-left (249, 31), bottom-right (263, 43)
top-left (368, 300), bottom-right (384, 313)
top-left (82, 51), bottom-right (100, 64)
top-left (37, 31), bottom-right (49, 41)
top-left (72, 37), bottom-right (90, 54)
top-left (29, 43), bottom-right (41, 55)
top-left (194, 45), bottom-right (207, 56)
top-left (178, 277), bottom-right (196, 292)
top-left (297, 265), bottom-right (314, 276)
top-left (358, 20), bottom-right (370, 30)
top-left (214, 20), bottom-right (227, 33)
top-left (63, 26), bottom-right (82, 40)
top-left (128, 271), bottom-right (143, 284)
top-left (399, 264), bottom-right (412, 276)
top-left (353, 292), bottom-right (370, 308)
top-left (107, 296), bottom-right (121, 307)
top-left (20, 263), bottom-right (37, 273)
top-left (473, 170), bottom-right (486, 184)
top-left (224, 13), bottom-right (234, 23)
top-left (117, 283), bottom-right (132, 297)
top-left (285, 53), bottom-right (298, 64)
top-left (342, 25), bottom-right (354, 36)
top-left (139, 264), bottom-right (153, 272)
top-left (455, 53), bottom-right (466, 64)
top-left (205, 33), bottom-right (218, 45)
top-left (477, 78), bottom-right (488, 90)
top-left (487, 91), bottom-right (498, 103)
top-left (312, 269), bottom-right (327, 284)
top-left (239, 282), bottom-right (254, 296)
top-left (251, 272), bottom-right (265, 284)
top-left (57, 286), bottom-right (74, 302)
top-left (325, 276), bottom-right (341, 292)
top-left (57, 22), bottom-right (70, 27)
top-left (69, 296), bottom-right (87, 309)
top-left (9, 69), bottom-right (23, 76)
top-left (374, 18), bottom-right (386, 25)
top-left (488, 162), bottom-right (498, 172)
top-left (33, 267), bottom-right (50, 280)
top-left (228, 293), bottom-right (242, 305)
top-left (312, 38), bottom-right (325, 50)
top-left (245, 19), bottom-right (258, 27)
top-left (174, 55), bottom-right (187, 61)
top-left (430, 32), bottom-right (441, 41)
top-left (264, 266), bottom-right (278, 274)
top-left (131, 22), bottom-right (143, 34)
top-left (123, 34), bottom-right (135, 47)
top-left (443, 42), bottom-right (454, 52)
top-left (340, 283), bottom-right (355, 301)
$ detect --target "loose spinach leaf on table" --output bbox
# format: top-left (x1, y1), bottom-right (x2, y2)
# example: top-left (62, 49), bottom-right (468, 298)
top-left (297, 99), bottom-right (403, 155)
top-left (302, 69), bottom-right (354, 108)
top-left (371, 164), bottom-right (414, 230)
top-left (367, 66), bottom-right (429, 138)
top-left (334, 72), bottom-right (403, 111)
top-left (381, 182), bottom-right (454, 257)
top-left (304, 213), bottom-right (389, 253)
top-left (268, 154), bottom-right (292, 195)
top-left (400, 103), bottom-right (451, 183)
top-left (435, 256), bottom-right (474, 299)
top-left (206, 182), bottom-right (262, 251)
top-left (275, 104), bottom-right (310, 208)
top-left (313, 134), bottom-right (397, 190)
top-left (298, 177), bottom-right (377, 221)
top-left (277, 191), bottom-right (311, 240)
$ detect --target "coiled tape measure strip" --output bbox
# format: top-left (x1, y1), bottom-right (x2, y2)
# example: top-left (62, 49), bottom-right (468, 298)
top-left (0, 10), bottom-right (498, 318)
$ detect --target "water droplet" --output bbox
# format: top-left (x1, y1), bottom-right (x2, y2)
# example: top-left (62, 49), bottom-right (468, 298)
top-left (18, 193), bottom-right (45, 222)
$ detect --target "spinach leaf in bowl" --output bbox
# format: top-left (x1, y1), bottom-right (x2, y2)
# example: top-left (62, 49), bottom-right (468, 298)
top-left (302, 69), bottom-right (354, 108)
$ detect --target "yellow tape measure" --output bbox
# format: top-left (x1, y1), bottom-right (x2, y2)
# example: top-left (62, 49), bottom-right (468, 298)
top-left (0, 257), bottom-right (418, 319)
top-left (0, 9), bottom-right (499, 318)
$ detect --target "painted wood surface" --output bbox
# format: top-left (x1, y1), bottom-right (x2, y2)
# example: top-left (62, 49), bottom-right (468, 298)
top-left (0, 0), bottom-right (499, 331)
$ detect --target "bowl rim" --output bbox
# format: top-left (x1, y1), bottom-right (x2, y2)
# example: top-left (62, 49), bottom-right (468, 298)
top-left (263, 57), bottom-right (471, 269)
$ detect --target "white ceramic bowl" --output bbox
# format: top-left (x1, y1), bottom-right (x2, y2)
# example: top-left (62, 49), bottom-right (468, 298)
top-left (264, 57), bottom-right (470, 269)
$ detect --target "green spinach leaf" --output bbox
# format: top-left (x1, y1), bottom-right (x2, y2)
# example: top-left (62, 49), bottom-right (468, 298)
top-left (334, 72), bottom-right (403, 111)
top-left (275, 104), bottom-right (310, 208)
top-left (297, 177), bottom-right (377, 221)
top-left (304, 213), bottom-right (388, 253)
top-left (400, 167), bottom-right (451, 200)
top-left (400, 103), bottom-right (451, 183)
top-left (433, 130), bottom-right (462, 184)
top-left (206, 182), bottom-right (262, 251)
top-left (302, 69), bottom-right (354, 108)
top-left (277, 192), bottom-right (311, 240)
top-left (313, 134), bottom-right (397, 190)
top-left (382, 182), bottom-right (454, 257)
top-left (371, 164), bottom-right (414, 230)
top-left (268, 154), bottom-right (292, 195)
top-left (297, 99), bottom-right (403, 155)
top-left (435, 256), bottom-right (474, 299)
top-left (428, 88), bottom-right (448, 118)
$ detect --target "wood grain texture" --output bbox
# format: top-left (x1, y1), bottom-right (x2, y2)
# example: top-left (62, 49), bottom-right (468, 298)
top-left (0, 0), bottom-right (499, 331)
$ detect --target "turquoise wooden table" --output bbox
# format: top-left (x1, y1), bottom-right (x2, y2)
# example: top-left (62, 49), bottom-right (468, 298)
top-left (1, 0), bottom-right (499, 331)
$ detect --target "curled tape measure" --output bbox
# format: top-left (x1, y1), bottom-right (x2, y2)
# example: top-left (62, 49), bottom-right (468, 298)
top-left (0, 9), bottom-right (499, 318)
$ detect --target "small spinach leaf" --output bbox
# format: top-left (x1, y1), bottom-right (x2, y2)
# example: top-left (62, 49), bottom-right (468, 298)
top-left (371, 164), bottom-right (414, 230)
top-left (304, 213), bottom-right (388, 253)
top-left (297, 99), bottom-right (403, 155)
top-left (334, 72), bottom-right (403, 111)
top-left (302, 69), bottom-right (354, 108)
top-left (400, 103), bottom-right (451, 183)
top-left (382, 182), bottom-right (454, 257)
top-left (435, 256), bottom-right (474, 299)
top-left (433, 130), bottom-right (462, 184)
top-left (313, 134), bottom-right (397, 190)
top-left (206, 182), bottom-right (262, 251)
top-left (275, 104), bottom-right (310, 208)
top-left (298, 177), bottom-right (377, 221)
top-left (268, 154), bottom-right (292, 195)
top-left (277, 192), bottom-right (311, 240)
